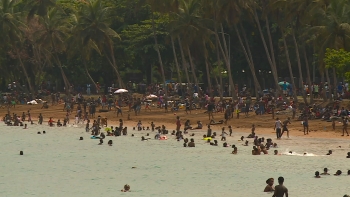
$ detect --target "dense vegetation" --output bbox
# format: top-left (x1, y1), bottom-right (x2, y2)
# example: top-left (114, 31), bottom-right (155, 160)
top-left (0, 0), bottom-right (349, 101)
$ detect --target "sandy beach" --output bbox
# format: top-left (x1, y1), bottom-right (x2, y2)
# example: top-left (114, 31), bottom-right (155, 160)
top-left (1, 120), bottom-right (350, 197)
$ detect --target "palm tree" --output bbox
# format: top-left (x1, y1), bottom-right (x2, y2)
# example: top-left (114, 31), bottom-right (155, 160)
top-left (309, 0), bottom-right (350, 98)
top-left (34, 7), bottom-right (72, 94)
top-left (26, 0), bottom-right (55, 20)
top-left (77, 0), bottom-right (124, 88)
top-left (0, 0), bottom-right (35, 95)
top-left (145, 0), bottom-right (180, 97)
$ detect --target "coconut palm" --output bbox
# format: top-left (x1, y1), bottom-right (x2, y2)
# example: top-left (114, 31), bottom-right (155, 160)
top-left (34, 7), bottom-right (72, 94)
top-left (76, 0), bottom-right (124, 88)
top-left (310, 0), bottom-right (350, 97)
top-left (0, 0), bottom-right (35, 94)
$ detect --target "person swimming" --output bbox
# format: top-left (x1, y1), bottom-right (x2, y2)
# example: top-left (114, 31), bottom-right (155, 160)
top-left (121, 184), bottom-right (130, 192)
top-left (98, 139), bottom-right (103, 145)
top-left (274, 150), bottom-right (278, 155)
top-left (108, 140), bottom-right (113, 146)
top-left (334, 170), bottom-right (342, 176)
top-left (326, 150), bottom-right (332, 155)
top-left (347, 152), bottom-right (350, 158)
top-left (315, 171), bottom-right (321, 178)
top-left (264, 178), bottom-right (275, 192)
top-left (321, 168), bottom-right (330, 175)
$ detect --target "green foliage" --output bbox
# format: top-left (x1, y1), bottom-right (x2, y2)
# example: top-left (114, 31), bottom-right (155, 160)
top-left (324, 48), bottom-right (350, 81)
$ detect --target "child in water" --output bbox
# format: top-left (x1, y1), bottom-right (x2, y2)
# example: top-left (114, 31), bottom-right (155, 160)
top-left (121, 184), bottom-right (130, 192)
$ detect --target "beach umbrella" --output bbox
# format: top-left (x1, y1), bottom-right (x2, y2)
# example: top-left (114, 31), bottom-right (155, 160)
top-left (146, 94), bottom-right (158, 99)
top-left (114, 89), bottom-right (128, 94)
top-left (278, 81), bottom-right (290, 86)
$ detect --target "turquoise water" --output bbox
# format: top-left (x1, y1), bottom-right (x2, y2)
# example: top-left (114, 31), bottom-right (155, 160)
top-left (0, 125), bottom-right (349, 197)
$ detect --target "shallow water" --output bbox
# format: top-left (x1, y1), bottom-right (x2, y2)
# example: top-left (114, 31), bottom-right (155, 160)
top-left (0, 124), bottom-right (350, 197)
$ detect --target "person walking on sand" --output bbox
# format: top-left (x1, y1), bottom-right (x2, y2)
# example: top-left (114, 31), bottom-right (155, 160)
top-left (274, 118), bottom-right (282, 139)
top-left (342, 117), bottom-right (349, 136)
top-left (272, 177), bottom-right (288, 197)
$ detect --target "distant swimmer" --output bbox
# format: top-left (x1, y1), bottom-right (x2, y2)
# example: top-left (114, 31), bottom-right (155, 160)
top-left (326, 150), bottom-right (332, 155)
top-left (334, 170), bottom-right (342, 176)
top-left (121, 184), bottom-right (130, 192)
top-left (314, 171), bottom-right (321, 178)
top-left (264, 178), bottom-right (275, 192)
top-left (347, 152), bottom-right (350, 158)
top-left (272, 177), bottom-right (288, 197)
top-left (321, 168), bottom-right (330, 175)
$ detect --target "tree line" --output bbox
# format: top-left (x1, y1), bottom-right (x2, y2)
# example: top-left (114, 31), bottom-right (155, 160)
top-left (0, 0), bottom-right (349, 103)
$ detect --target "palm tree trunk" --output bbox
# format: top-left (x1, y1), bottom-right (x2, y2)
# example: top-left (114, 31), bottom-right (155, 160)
top-left (178, 36), bottom-right (191, 95)
top-left (282, 34), bottom-right (298, 102)
top-left (151, 13), bottom-right (167, 97)
top-left (320, 69), bottom-right (327, 101)
top-left (16, 48), bottom-right (35, 95)
top-left (105, 54), bottom-right (123, 89)
top-left (51, 40), bottom-right (70, 96)
top-left (265, 17), bottom-right (277, 75)
top-left (332, 67), bottom-right (337, 99)
top-left (203, 41), bottom-right (212, 97)
top-left (83, 59), bottom-right (97, 90)
top-left (292, 32), bottom-right (307, 104)
top-left (253, 10), bottom-right (281, 96)
top-left (303, 45), bottom-right (314, 104)
top-left (215, 37), bottom-right (224, 101)
top-left (325, 68), bottom-right (332, 101)
top-left (171, 37), bottom-right (183, 95)
top-left (235, 23), bottom-right (261, 98)
top-left (216, 24), bottom-right (237, 100)
top-left (186, 45), bottom-right (199, 91)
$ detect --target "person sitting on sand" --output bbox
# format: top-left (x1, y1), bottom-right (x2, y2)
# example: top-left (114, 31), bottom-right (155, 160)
top-left (48, 117), bottom-right (54, 127)
top-left (57, 119), bottom-right (62, 127)
top-left (184, 120), bottom-right (192, 131)
top-left (321, 168), bottom-right (330, 175)
top-left (188, 138), bottom-right (195, 147)
top-left (315, 171), bottom-right (321, 178)
top-left (192, 121), bottom-right (203, 130)
top-left (209, 119), bottom-right (224, 125)
top-left (264, 178), bottom-right (275, 192)
top-left (121, 184), bottom-right (130, 192)
top-left (247, 125), bottom-right (256, 138)
top-left (334, 170), bottom-right (342, 176)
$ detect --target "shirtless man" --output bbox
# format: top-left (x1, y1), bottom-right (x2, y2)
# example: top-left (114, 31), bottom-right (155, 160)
top-left (281, 118), bottom-right (291, 138)
top-left (272, 177), bottom-right (288, 197)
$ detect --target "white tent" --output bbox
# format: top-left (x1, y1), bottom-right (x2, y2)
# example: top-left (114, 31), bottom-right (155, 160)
top-left (114, 89), bottom-right (128, 94)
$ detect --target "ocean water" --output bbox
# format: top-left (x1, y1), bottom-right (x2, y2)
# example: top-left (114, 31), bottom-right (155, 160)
top-left (0, 124), bottom-right (349, 197)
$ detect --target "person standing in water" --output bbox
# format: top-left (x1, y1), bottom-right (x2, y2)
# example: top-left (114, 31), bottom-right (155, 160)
top-left (272, 177), bottom-right (288, 197)
top-left (274, 118), bottom-right (282, 139)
